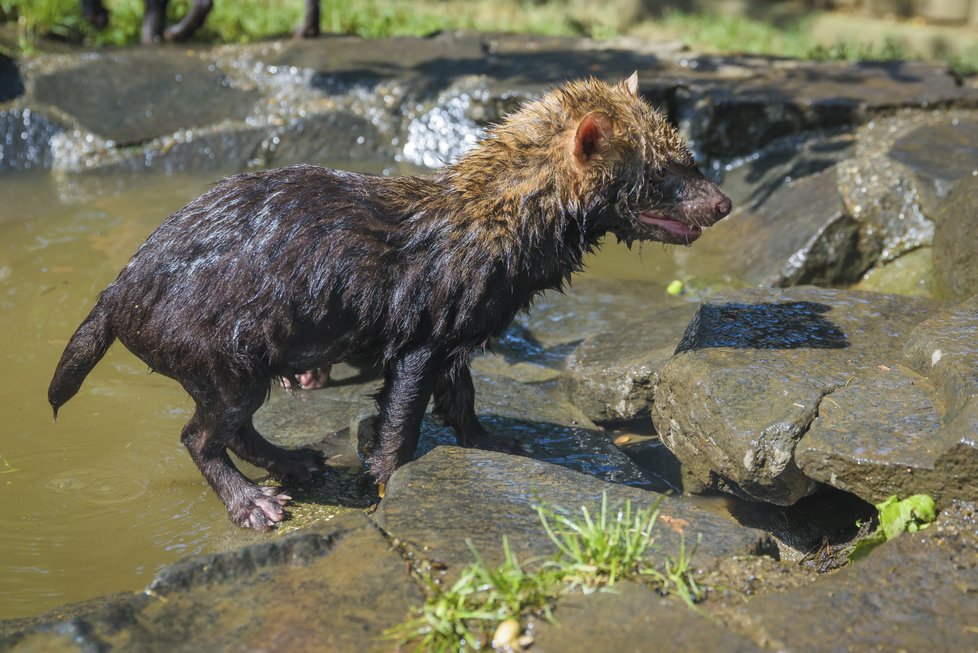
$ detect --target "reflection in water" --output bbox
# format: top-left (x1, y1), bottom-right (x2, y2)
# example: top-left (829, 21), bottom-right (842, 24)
top-left (0, 165), bottom-right (729, 619)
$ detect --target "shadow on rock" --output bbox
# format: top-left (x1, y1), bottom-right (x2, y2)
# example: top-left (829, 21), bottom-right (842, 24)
top-left (721, 486), bottom-right (875, 567)
top-left (675, 301), bottom-right (850, 352)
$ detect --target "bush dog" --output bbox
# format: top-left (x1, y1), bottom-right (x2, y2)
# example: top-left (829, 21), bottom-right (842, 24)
top-left (49, 74), bottom-right (731, 530)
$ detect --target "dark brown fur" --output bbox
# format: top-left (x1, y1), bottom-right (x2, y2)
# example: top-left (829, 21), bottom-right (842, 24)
top-left (49, 75), bottom-right (730, 530)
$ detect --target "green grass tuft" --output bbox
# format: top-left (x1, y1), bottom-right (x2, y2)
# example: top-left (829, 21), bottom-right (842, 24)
top-left (387, 492), bottom-right (704, 652)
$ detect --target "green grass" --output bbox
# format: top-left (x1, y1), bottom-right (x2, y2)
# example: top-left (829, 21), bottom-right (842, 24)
top-left (387, 493), bottom-right (703, 652)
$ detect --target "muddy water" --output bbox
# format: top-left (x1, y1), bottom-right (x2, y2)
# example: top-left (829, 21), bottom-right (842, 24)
top-left (0, 166), bottom-right (728, 619)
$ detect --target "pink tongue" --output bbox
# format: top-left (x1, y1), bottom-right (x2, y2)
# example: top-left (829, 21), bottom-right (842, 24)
top-left (638, 212), bottom-right (702, 237)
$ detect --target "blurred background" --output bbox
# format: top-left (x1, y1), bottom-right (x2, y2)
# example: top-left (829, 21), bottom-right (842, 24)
top-left (1, 0), bottom-right (977, 74)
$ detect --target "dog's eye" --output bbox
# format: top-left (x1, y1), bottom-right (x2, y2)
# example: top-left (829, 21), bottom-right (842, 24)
top-left (649, 167), bottom-right (665, 180)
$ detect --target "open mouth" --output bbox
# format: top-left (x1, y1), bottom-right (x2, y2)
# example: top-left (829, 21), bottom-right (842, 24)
top-left (638, 211), bottom-right (703, 239)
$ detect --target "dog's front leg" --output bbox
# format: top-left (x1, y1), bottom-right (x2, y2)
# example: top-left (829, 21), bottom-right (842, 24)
top-left (366, 346), bottom-right (439, 486)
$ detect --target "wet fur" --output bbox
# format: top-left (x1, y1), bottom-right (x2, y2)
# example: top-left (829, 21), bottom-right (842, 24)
top-left (49, 76), bottom-right (730, 530)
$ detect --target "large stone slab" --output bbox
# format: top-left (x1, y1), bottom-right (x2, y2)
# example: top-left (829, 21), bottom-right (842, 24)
top-left (933, 175), bottom-right (978, 301)
top-left (531, 582), bottom-right (761, 653)
top-left (0, 513), bottom-right (420, 653)
top-left (796, 294), bottom-right (978, 504)
top-left (32, 50), bottom-right (260, 145)
top-left (721, 501), bottom-right (978, 653)
top-left (373, 447), bottom-right (775, 573)
top-left (653, 287), bottom-right (939, 505)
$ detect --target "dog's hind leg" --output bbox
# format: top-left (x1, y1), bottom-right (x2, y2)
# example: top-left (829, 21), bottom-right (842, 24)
top-left (229, 419), bottom-right (327, 483)
top-left (181, 382), bottom-right (290, 531)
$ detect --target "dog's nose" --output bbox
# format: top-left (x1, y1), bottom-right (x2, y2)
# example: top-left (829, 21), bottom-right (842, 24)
top-left (715, 196), bottom-right (732, 218)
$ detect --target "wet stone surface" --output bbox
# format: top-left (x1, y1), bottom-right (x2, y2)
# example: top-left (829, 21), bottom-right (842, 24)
top-left (653, 287), bottom-right (950, 506)
top-left (693, 168), bottom-right (865, 288)
top-left (373, 446), bottom-right (776, 573)
top-left (1, 513), bottom-right (421, 653)
top-left (531, 582), bottom-right (762, 653)
top-left (31, 50), bottom-right (260, 146)
top-left (933, 175), bottom-right (978, 300)
top-left (716, 501), bottom-right (978, 653)
top-left (837, 110), bottom-right (978, 263)
top-left (5, 34), bottom-right (978, 181)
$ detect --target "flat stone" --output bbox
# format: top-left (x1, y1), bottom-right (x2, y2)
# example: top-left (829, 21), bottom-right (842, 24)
top-left (373, 447), bottom-right (776, 573)
top-left (511, 277), bottom-right (689, 356)
top-left (653, 287), bottom-right (937, 505)
top-left (562, 302), bottom-right (698, 423)
top-left (722, 501), bottom-right (978, 653)
top-left (933, 175), bottom-right (978, 301)
top-left (796, 296), bottom-right (978, 505)
top-left (32, 49), bottom-right (260, 145)
top-left (1, 513), bottom-right (421, 653)
top-left (531, 582), bottom-right (761, 653)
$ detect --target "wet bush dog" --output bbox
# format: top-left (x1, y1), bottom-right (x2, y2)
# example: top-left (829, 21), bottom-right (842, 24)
top-left (49, 74), bottom-right (731, 531)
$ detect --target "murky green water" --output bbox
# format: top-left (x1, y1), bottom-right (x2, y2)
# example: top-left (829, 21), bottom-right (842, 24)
top-left (0, 165), bottom-right (726, 620)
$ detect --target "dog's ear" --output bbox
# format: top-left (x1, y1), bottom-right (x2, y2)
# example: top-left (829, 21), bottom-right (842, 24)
top-left (623, 71), bottom-right (639, 96)
top-left (573, 111), bottom-right (614, 162)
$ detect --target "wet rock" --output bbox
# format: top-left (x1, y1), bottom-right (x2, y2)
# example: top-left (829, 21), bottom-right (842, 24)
top-left (1, 513), bottom-right (420, 653)
top-left (888, 116), bottom-right (978, 216)
top-left (563, 302), bottom-right (698, 423)
top-left (685, 60), bottom-right (977, 158)
top-left (373, 447), bottom-right (776, 573)
top-left (796, 295), bottom-right (978, 504)
top-left (31, 50), bottom-right (260, 146)
top-left (854, 246), bottom-right (934, 297)
top-left (0, 107), bottom-right (64, 171)
top-left (511, 277), bottom-right (686, 356)
top-left (356, 365), bottom-right (661, 489)
top-left (0, 53), bottom-right (24, 103)
top-left (51, 123), bottom-right (269, 176)
top-left (837, 110), bottom-right (978, 263)
top-left (721, 501), bottom-right (978, 653)
top-left (531, 582), bottom-right (761, 653)
top-left (261, 111), bottom-right (390, 168)
top-left (933, 175), bottom-right (978, 300)
top-left (653, 287), bottom-right (938, 505)
top-left (717, 130), bottom-right (856, 211)
top-left (693, 169), bottom-right (866, 288)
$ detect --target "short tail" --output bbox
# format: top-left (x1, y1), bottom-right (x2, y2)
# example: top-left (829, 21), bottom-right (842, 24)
top-left (48, 298), bottom-right (115, 420)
